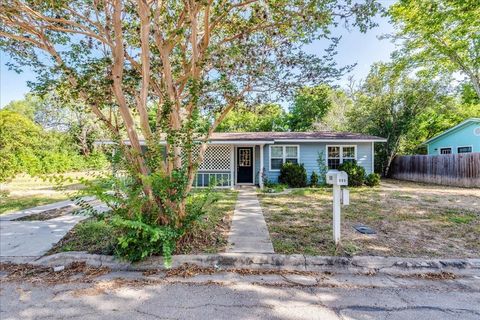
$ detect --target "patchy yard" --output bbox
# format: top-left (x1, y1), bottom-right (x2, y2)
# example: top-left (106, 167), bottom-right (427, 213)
top-left (50, 190), bottom-right (238, 255)
top-left (259, 179), bottom-right (480, 258)
top-left (0, 172), bottom-right (97, 215)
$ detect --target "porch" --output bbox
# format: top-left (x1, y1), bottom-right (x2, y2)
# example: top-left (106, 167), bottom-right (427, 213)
top-left (193, 144), bottom-right (265, 188)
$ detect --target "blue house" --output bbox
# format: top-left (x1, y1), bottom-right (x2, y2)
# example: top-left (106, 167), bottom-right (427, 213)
top-left (131, 132), bottom-right (386, 187)
top-left (424, 118), bottom-right (480, 155)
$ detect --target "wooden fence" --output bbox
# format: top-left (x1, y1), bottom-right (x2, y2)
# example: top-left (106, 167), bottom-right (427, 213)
top-left (389, 153), bottom-right (480, 188)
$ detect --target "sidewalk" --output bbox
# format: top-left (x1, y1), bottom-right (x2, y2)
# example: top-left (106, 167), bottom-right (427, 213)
top-left (227, 187), bottom-right (274, 253)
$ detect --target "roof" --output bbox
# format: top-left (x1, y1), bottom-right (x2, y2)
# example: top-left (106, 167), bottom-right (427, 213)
top-left (424, 118), bottom-right (480, 145)
top-left (96, 131), bottom-right (386, 145)
top-left (203, 131), bottom-right (386, 142)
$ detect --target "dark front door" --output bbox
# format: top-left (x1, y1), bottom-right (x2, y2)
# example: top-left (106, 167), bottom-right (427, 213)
top-left (237, 147), bottom-right (253, 183)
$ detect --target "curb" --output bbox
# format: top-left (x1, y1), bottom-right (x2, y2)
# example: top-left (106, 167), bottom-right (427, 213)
top-left (2, 253), bottom-right (479, 276)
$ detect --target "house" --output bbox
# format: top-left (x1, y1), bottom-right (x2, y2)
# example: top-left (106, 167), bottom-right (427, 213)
top-left (424, 118), bottom-right (480, 155)
top-left (117, 132), bottom-right (386, 188)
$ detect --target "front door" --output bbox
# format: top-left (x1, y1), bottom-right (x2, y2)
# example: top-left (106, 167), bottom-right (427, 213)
top-left (237, 147), bottom-right (253, 184)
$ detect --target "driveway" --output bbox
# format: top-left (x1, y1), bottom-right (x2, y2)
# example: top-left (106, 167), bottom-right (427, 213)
top-left (0, 199), bottom-right (107, 260)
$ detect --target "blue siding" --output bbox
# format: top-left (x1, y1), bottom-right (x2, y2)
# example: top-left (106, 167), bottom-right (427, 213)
top-left (427, 121), bottom-right (480, 155)
top-left (262, 142), bottom-right (374, 184)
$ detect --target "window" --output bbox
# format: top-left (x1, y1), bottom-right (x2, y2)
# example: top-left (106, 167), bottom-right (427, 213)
top-left (327, 145), bottom-right (357, 169)
top-left (269, 145), bottom-right (299, 170)
top-left (457, 146), bottom-right (472, 154)
top-left (440, 148), bottom-right (452, 155)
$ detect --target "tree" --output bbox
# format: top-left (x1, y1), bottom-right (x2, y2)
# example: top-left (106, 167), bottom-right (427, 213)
top-left (0, 110), bottom-right (42, 181)
top-left (289, 85), bottom-right (332, 131)
top-left (348, 63), bottom-right (450, 175)
top-left (389, 0), bottom-right (480, 98)
top-left (314, 88), bottom-right (353, 131)
top-left (0, 0), bottom-right (380, 253)
top-left (216, 103), bottom-right (288, 132)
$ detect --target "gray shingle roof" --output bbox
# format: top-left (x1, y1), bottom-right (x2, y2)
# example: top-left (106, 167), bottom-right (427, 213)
top-left (207, 131), bottom-right (386, 141)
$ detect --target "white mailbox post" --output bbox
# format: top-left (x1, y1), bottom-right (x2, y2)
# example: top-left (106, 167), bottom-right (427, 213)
top-left (326, 170), bottom-right (349, 245)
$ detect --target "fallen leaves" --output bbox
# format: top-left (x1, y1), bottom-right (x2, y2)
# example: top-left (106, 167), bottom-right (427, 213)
top-left (0, 261), bottom-right (110, 284)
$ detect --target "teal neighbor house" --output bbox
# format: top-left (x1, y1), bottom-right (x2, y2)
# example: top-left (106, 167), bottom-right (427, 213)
top-left (424, 118), bottom-right (480, 155)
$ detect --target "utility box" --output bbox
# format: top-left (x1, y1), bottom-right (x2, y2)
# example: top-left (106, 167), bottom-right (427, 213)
top-left (326, 170), bottom-right (348, 186)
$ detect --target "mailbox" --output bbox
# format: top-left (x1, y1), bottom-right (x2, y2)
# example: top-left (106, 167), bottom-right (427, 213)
top-left (326, 170), bottom-right (348, 186)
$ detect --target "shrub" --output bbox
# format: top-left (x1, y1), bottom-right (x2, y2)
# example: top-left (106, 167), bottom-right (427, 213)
top-left (310, 171), bottom-right (319, 187)
top-left (338, 160), bottom-right (365, 187)
top-left (365, 173), bottom-right (381, 187)
top-left (279, 162), bottom-right (307, 188)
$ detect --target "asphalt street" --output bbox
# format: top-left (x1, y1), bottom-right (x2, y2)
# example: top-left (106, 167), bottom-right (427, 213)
top-left (1, 269), bottom-right (479, 319)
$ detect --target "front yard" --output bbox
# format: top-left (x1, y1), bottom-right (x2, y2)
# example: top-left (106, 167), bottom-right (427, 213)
top-left (0, 172), bottom-right (96, 215)
top-left (50, 189), bottom-right (238, 256)
top-left (259, 179), bottom-right (480, 258)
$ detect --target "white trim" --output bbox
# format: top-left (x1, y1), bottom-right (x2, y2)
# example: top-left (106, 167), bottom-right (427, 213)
top-left (235, 145), bottom-right (255, 185)
top-left (325, 145), bottom-right (357, 168)
top-left (457, 145), bottom-right (473, 154)
top-left (268, 145), bottom-right (300, 172)
top-left (230, 145), bottom-right (235, 188)
top-left (371, 141), bottom-right (374, 174)
top-left (438, 146), bottom-right (453, 155)
top-left (259, 144), bottom-right (264, 188)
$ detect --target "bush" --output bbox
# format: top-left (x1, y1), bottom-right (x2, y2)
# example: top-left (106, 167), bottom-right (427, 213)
top-left (365, 173), bottom-right (381, 187)
top-left (338, 160), bottom-right (366, 187)
top-left (310, 171), bottom-right (319, 187)
top-left (279, 162), bottom-right (307, 188)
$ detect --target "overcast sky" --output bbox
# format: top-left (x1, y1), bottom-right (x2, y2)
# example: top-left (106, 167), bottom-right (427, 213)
top-left (0, 2), bottom-right (396, 107)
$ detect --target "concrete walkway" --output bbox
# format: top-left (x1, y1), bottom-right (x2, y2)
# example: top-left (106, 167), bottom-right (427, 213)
top-left (227, 187), bottom-right (274, 253)
top-left (0, 198), bottom-right (109, 260)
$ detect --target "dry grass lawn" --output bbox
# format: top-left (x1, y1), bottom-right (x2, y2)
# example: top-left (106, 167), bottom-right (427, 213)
top-left (0, 172), bottom-right (98, 215)
top-left (259, 179), bottom-right (480, 258)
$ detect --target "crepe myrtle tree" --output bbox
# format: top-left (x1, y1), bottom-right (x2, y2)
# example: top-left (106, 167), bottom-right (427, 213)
top-left (0, 0), bottom-right (380, 223)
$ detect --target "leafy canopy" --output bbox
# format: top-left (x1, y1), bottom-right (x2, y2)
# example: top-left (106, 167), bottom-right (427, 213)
top-left (389, 0), bottom-right (480, 97)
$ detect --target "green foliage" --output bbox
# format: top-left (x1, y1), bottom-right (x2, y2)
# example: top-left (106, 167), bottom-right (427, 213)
top-left (310, 171), bottom-right (319, 187)
top-left (364, 173), bottom-right (381, 187)
top-left (216, 103), bottom-right (289, 132)
top-left (316, 151), bottom-right (329, 185)
top-left (389, 0), bottom-right (480, 99)
top-left (0, 109), bottom-right (108, 182)
top-left (279, 162), bottom-right (307, 188)
top-left (338, 161), bottom-right (365, 187)
top-left (289, 85), bottom-right (332, 131)
top-left (73, 164), bottom-right (216, 265)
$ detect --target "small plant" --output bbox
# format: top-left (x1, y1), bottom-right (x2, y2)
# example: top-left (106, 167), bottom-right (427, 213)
top-left (365, 173), bottom-right (381, 187)
top-left (316, 151), bottom-right (329, 185)
top-left (310, 171), bottom-right (319, 187)
top-left (262, 183), bottom-right (288, 193)
top-left (338, 160), bottom-right (366, 187)
top-left (278, 162), bottom-right (307, 188)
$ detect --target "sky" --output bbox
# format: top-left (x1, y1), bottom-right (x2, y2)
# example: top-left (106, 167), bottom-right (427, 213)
top-left (0, 2), bottom-right (396, 108)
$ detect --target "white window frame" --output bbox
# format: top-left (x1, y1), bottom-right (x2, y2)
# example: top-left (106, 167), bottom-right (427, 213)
top-left (325, 145), bottom-right (357, 169)
top-left (439, 147), bottom-right (452, 155)
top-left (457, 145), bottom-right (473, 154)
top-left (269, 145), bottom-right (300, 171)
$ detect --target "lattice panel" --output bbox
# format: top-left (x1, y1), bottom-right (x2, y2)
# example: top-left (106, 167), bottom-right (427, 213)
top-left (192, 145), bottom-right (232, 171)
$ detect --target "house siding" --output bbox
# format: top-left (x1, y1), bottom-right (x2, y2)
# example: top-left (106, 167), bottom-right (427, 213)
top-left (427, 121), bottom-right (480, 155)
top-left (262, 142), bottom-right (374, 184)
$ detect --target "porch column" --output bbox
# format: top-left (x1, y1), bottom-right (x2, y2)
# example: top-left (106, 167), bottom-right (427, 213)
top-left (259, 144), bottom-right (264, 188)
top-left (230, 145), bottom-right (235, 188)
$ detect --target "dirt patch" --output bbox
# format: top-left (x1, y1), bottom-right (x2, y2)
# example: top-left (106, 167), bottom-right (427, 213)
top-left (13, 206), bottom-right (75, 221)
top-left (399, 271), bottom-right (457, 281)
top-left (260, 179), bottom-right (480, 258)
